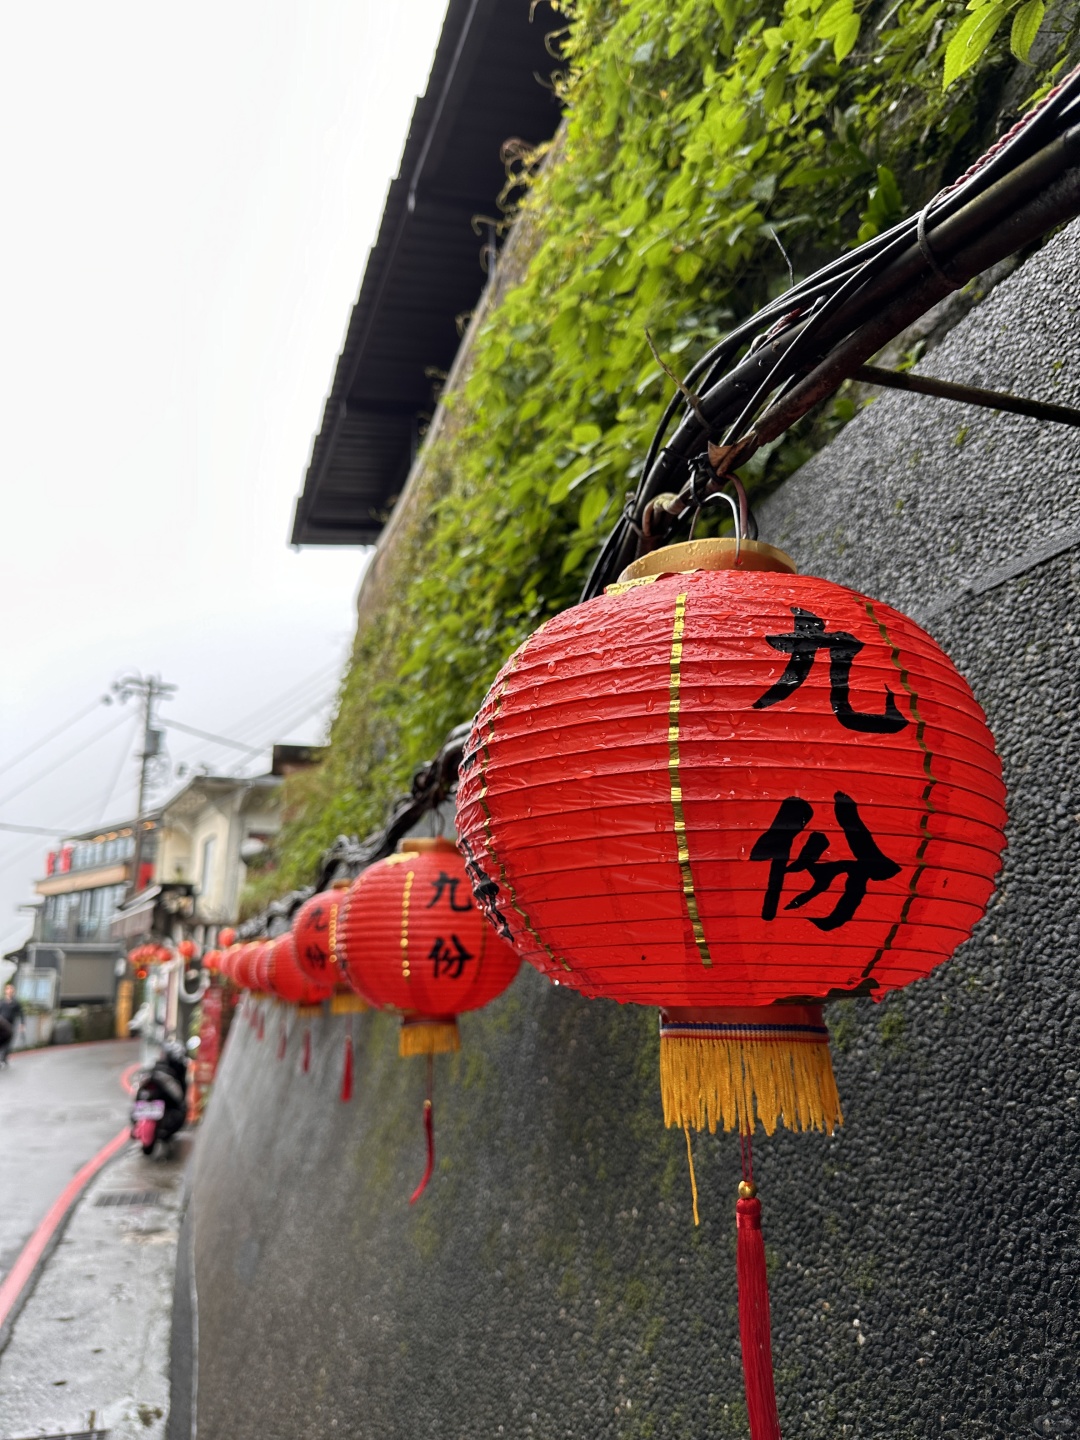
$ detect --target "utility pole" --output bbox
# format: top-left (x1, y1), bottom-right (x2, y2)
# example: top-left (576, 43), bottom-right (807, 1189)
top-left (113, 673), bottom-right (177, 898)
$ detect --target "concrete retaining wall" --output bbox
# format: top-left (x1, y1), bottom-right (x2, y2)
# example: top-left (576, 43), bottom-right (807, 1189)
top-left (187, 220), bottom-right (1080, 1439)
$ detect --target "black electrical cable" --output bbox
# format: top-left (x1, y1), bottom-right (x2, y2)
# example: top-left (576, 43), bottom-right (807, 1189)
top-left (582, 65), bottom-right (1080, 601)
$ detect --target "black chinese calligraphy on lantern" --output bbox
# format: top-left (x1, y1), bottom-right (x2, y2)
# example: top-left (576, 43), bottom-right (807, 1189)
top-left (457, 568), bottom-right (1007, 1008)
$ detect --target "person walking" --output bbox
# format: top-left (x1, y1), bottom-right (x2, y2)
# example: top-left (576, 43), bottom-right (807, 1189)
top-left (0, 982), bottom-right (25, 1064)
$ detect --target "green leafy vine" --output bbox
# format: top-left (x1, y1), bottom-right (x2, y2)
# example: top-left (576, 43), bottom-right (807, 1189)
top-left (247, 0), bottom-right (1075, 911)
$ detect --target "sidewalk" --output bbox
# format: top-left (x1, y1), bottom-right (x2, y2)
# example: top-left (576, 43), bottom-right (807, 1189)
top-left (0, 1133), bottom-right (190, 1440)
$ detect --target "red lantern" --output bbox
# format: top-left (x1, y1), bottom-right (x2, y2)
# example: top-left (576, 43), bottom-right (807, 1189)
top-left (458, 537), bottom-right (1006, 1438)
top-left (293, 887), bottom-right (347, 987)
top-left (203, 948), bottom-right (221, 974)
top-left (219, 926), bottom-right (237, 948)
top-left (231, 943), bottom-right (259, 991)
top-left (251, 942), bottom-right (273, 994)
top-left (177, 939), bottom-right (198, 961)
top-left (265, 933), bottom-right (333, 1006)
top-left (457, 539), bottom-right (1006, 1132)
top-left (337, 837), bottom-right (520, 1056)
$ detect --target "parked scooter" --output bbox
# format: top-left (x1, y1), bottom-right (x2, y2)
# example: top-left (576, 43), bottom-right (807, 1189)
top-left (131, 1041), bottom-right (188, 1155)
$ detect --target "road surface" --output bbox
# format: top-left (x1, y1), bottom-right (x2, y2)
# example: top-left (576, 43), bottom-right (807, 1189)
top-left (0, 1039), bottom-right (139, 1283)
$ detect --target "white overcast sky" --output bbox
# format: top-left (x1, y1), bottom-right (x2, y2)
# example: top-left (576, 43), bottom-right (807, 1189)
top-left (0, 0), bottom-right (449, 951)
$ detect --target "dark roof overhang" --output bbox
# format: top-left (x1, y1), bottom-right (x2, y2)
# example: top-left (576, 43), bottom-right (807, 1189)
top-left (289, 0), bottom-right (562, 546)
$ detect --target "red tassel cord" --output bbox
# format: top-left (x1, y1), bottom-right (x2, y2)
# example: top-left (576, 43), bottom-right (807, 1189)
top-left (301, 1027), bottom-right (311, 1075)
top-left (409, 1056), bottom-right (435, 1205)
top-left (340, 1021), bottom-right (354, 1103)
top-left (736, 1134), bottom-right (782, 1440)
top-left (257, 1006), bottom-right (265, 1041)
top-left (277, 1016), bottom-right (288, 1061)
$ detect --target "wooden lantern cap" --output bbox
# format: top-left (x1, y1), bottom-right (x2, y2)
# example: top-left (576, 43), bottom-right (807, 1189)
top-left (618, 537), bottom-right (797, 582)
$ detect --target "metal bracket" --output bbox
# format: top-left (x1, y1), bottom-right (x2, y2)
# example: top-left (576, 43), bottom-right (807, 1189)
top-left (854, 364), bottom-right (1080, 427)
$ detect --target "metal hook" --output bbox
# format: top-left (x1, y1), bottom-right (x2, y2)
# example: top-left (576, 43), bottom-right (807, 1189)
top-left (700, 490), bottom-right (742, 562)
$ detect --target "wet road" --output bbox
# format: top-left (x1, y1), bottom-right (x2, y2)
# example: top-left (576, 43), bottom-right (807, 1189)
top-left (0, 1039), bottom-right (139, 1282)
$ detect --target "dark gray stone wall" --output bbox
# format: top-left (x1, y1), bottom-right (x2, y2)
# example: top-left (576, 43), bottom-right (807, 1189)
top-left (189, 220), bottom-right (1080, 1439)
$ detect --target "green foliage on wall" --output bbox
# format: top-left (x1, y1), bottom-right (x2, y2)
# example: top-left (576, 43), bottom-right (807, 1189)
top-left (249, 0), bottom-right (1071, 909)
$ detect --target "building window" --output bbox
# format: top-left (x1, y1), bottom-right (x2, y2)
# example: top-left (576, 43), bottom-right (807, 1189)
top-left (200, 836), bottom-right (217, 899)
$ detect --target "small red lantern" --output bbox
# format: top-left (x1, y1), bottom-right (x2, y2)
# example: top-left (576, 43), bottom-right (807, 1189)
top-left (177, 939), bottom-right (198, 961)
top-left (293, 887), bottom-right (347, 987)
top-left (232, 942), bottom-right (259, 992)
top-left (203, 948), bottom-right (221, 974)
top-left (265, 933), bottom-right (333, 1006)
top-left (219, 926), bottom-right (237, 948)
top-left (251, 942), bottom-right (273, 994)
top-left (338, 837), bottom-right (520, 1056)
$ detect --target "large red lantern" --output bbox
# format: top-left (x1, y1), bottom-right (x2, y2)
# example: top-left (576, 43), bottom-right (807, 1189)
top-left (457, 538), bottom-right (1006, 1135)
top-left (457, 537), bottom-right (1006, 1438)
top-left (265, 933), bottom-right (333, 1006)
top-left (337, 837), bottom-right (520, 1056)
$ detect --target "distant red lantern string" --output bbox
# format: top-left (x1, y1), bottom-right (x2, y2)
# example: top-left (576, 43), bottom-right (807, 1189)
top-left (458, 536), bottom-right (1006, 1437)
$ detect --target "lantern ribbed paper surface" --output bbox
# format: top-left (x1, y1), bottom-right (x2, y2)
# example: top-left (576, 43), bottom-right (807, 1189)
top-left (230, 943), bottom-right (258, 991)
top-left (252, 942), bottom-right (273, 994)
top-left (457, 543), bottom-right (1006, 1133)
top-left (265, 933), bottom-right (333, 1006)
top-left (338, 838), bottom-right (521, 1056)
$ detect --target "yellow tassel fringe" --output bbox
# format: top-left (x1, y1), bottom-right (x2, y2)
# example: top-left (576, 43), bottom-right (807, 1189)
top-left (330, 993), bottom-right (369, 1015)
top-left (398, 1018), bottom-right (460, 1057)
top-left (660, 1035), bottom-right (842, 1136)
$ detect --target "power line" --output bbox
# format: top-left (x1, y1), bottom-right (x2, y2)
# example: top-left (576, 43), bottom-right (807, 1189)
top-left (217, 660), bottom-right (342, 745)
top-left (0, 708), bottom-right (133, 812)
top-left (98, 713), bottom-right (140, 823)
top-left (250, 686), bottom-right (337, 747)
top-left (160, 718), bottom-right (264, 755)
top-left (0, 696), bottom-right (109, 781)
top-left (0, 820), bottom-right (78, 837)
top-left (228, 689), bottom-right (337, 776)
top-left (166, 663), bottom-right (341, 772)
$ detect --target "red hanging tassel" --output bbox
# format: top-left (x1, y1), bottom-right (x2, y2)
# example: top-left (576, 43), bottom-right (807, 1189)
top-left (277, 1020), bottom-right (287, 1062)
top-left (409, 1056), bottom-right (435, 1205)
top-left (257, 1006), bottom-right (265, 1041)
top-left (301, 1028), bottom-right (311, 1074)
top-left (340, 1027), bottom-right (354, 1103)
top-left (736, 1133), bottom-right (781, 1440)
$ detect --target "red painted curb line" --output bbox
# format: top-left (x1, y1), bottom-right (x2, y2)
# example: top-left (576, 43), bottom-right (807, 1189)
top-left (0, 1127), bottom-right (131, 1333)
top-left (0, 1056), bottom-right (142, 1338)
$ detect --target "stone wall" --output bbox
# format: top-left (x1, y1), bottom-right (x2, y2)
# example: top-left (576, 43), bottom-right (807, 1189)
top-left (184, 219), bottom-right (1080, 1439)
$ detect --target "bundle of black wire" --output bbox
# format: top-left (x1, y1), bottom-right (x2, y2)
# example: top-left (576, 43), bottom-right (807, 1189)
top-left (582, 63), bottom-right (1080, 600)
